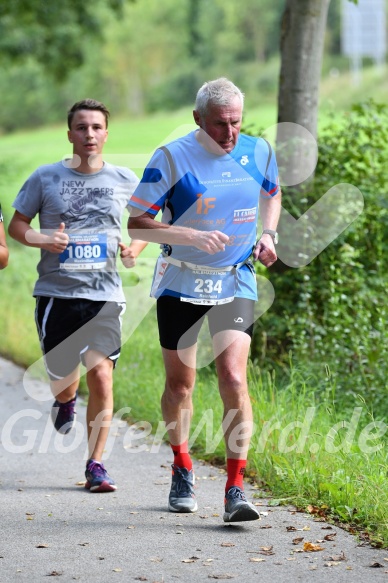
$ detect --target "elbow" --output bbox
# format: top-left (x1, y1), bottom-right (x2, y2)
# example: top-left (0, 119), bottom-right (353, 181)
top-left (127, 217), bottom-right (140, 239)
top-left (8, 222), bottom-right (15, 240)
top-left (0, 250), bottom-right (9, 269)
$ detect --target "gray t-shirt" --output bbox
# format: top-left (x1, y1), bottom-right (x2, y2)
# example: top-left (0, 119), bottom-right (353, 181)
top-left (13, 161), bottom-right (139, 302)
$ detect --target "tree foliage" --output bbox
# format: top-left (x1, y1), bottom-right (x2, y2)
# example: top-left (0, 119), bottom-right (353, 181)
top-left (0, 0), bottom-right (131, 79)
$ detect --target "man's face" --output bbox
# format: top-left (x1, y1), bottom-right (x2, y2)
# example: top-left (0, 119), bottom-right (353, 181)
top-left (67, 109), bottom-right (108, 162)
top-left (193, 96), bottom-right (242, 155)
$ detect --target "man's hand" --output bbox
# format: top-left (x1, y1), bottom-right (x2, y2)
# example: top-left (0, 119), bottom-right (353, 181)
top-left (119, 242), bottom-right (137, 268)
top-left (195, 230), bottom-right (230, 254)
top-left (253, 234), bottom-right (277, 267)
top-left (42, 223), bottom-right (69, 254)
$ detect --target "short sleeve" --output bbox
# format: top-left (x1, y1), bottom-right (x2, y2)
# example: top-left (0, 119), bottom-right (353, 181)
top-left (129, 148), bottom-right (172, 216)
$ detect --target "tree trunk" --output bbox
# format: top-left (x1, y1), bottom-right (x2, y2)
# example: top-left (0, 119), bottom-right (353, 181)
top-left (277, 0), bottom-right (331, 142)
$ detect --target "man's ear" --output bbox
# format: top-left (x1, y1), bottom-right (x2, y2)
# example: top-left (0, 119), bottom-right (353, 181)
top-left (67, 130), bottom-right (73, 143)
top-left (193, 110), bottom-right (201, 126)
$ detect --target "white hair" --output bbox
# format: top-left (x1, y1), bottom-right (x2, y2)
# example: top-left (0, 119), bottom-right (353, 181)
top-left (195, 77), bottom-right (244, 117)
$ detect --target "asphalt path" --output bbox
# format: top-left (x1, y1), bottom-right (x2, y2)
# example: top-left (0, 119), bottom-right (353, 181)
top-left (1, 356), bottom-right (388, 582)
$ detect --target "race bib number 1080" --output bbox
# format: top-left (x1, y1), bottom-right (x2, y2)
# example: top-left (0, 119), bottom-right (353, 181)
top-left (59, 233), bottom-right (107, 270)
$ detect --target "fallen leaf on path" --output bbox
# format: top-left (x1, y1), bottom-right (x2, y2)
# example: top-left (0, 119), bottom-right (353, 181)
top-left (112, 568), bottom-right (122, 572)
top-left (303, 542), bottom-right (324, 552)
top-left (221, 543), bottom-right (235, 547)
top-left (326, 552), bottom-right (346, 562)
top-left (323, 532), bottom-right (337, 541)
top-left (78, 542), bottom-right (89, 546)
top-left (47, 571), bottom-right (62, 576)
top-left (250, 558), bottom-right (265, 562)
top-left (307, 504), bottom-right (329, 517)
top-left (369, 562), bottom-right (384, 568)
top-left (286, 526), bottom-right (297, 532)
top-left (208, 574), bottom-right (235, 579)
top-left (259, 524), bottom-right (272, 529)
top-left (325, 562), bottom-right (341, 567)
top-left (292, 537), bottom-right (304, 545)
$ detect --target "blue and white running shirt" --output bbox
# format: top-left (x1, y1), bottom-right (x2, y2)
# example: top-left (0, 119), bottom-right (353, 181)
top-left (130, 131), bottom-right (279, 300)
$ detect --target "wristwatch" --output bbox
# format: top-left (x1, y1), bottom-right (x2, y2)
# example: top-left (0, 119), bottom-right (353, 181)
top-left (261, 229), bottom-right (279, 244)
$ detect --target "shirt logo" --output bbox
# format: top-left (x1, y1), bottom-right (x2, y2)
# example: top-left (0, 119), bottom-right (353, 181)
top-left (233, 207), bottom-right (257, 224)
top-left (234, 317), bottom-right (244, 323)
top-left (240, 155), bottom-right (249, 166)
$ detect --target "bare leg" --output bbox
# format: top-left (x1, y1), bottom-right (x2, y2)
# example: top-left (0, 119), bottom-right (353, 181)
top-left (160, 345), bottom-right (197, 446)
top-left (213, 330), bottom-right (253, 459)
top-left (51, 367), bottom-right (80, 403)
top-left (83, 350), bottom-right (114, 462)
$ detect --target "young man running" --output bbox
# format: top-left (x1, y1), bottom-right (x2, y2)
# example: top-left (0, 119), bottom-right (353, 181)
top-left (9, 99), bottom-right (146, 492)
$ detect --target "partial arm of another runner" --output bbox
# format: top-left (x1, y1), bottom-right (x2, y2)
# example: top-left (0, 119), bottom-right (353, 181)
top-left (0, 218), bottom-right (9, 269)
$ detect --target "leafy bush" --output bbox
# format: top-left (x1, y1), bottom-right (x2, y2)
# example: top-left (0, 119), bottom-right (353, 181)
top-left (251, 101), bottom-right (388, 415)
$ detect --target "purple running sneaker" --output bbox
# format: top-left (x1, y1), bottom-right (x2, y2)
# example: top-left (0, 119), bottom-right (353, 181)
top-left (51, 392), bottom-right (77, 434)
top-left (85, 459), bottom-right (117, 493)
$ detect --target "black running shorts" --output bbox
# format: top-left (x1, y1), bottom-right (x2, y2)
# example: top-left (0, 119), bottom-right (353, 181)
top-left (35, 297), bottom-right (125, 380)
top-left (156, 295), bottom-right (255, 350)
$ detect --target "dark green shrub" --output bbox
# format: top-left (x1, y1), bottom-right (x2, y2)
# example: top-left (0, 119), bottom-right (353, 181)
top-left (251, 101), bottom-right (388, 415)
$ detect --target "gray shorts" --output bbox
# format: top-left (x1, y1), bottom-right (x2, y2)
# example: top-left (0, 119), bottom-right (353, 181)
top-left (35, 297), bottom-right (125, 380)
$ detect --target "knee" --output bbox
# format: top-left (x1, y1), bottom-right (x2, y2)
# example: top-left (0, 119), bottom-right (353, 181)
top-left (87, 364), bottom-right (113, 397)
top-left (163, 378), bottom-right (193, 404)
top-left (218, 368), bottom-right (245, 392)
top-left (218, 370), bottom-right (248, 406)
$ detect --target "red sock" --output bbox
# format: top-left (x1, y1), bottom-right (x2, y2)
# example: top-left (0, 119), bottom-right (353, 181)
top-left (225, 458), bottom-right (247, 492)
top-left (170, 441), bottom-right (192, 471)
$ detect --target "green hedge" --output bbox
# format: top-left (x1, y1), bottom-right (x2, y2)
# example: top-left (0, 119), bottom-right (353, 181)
top-left (251, 101), bottom-right (388, 416)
